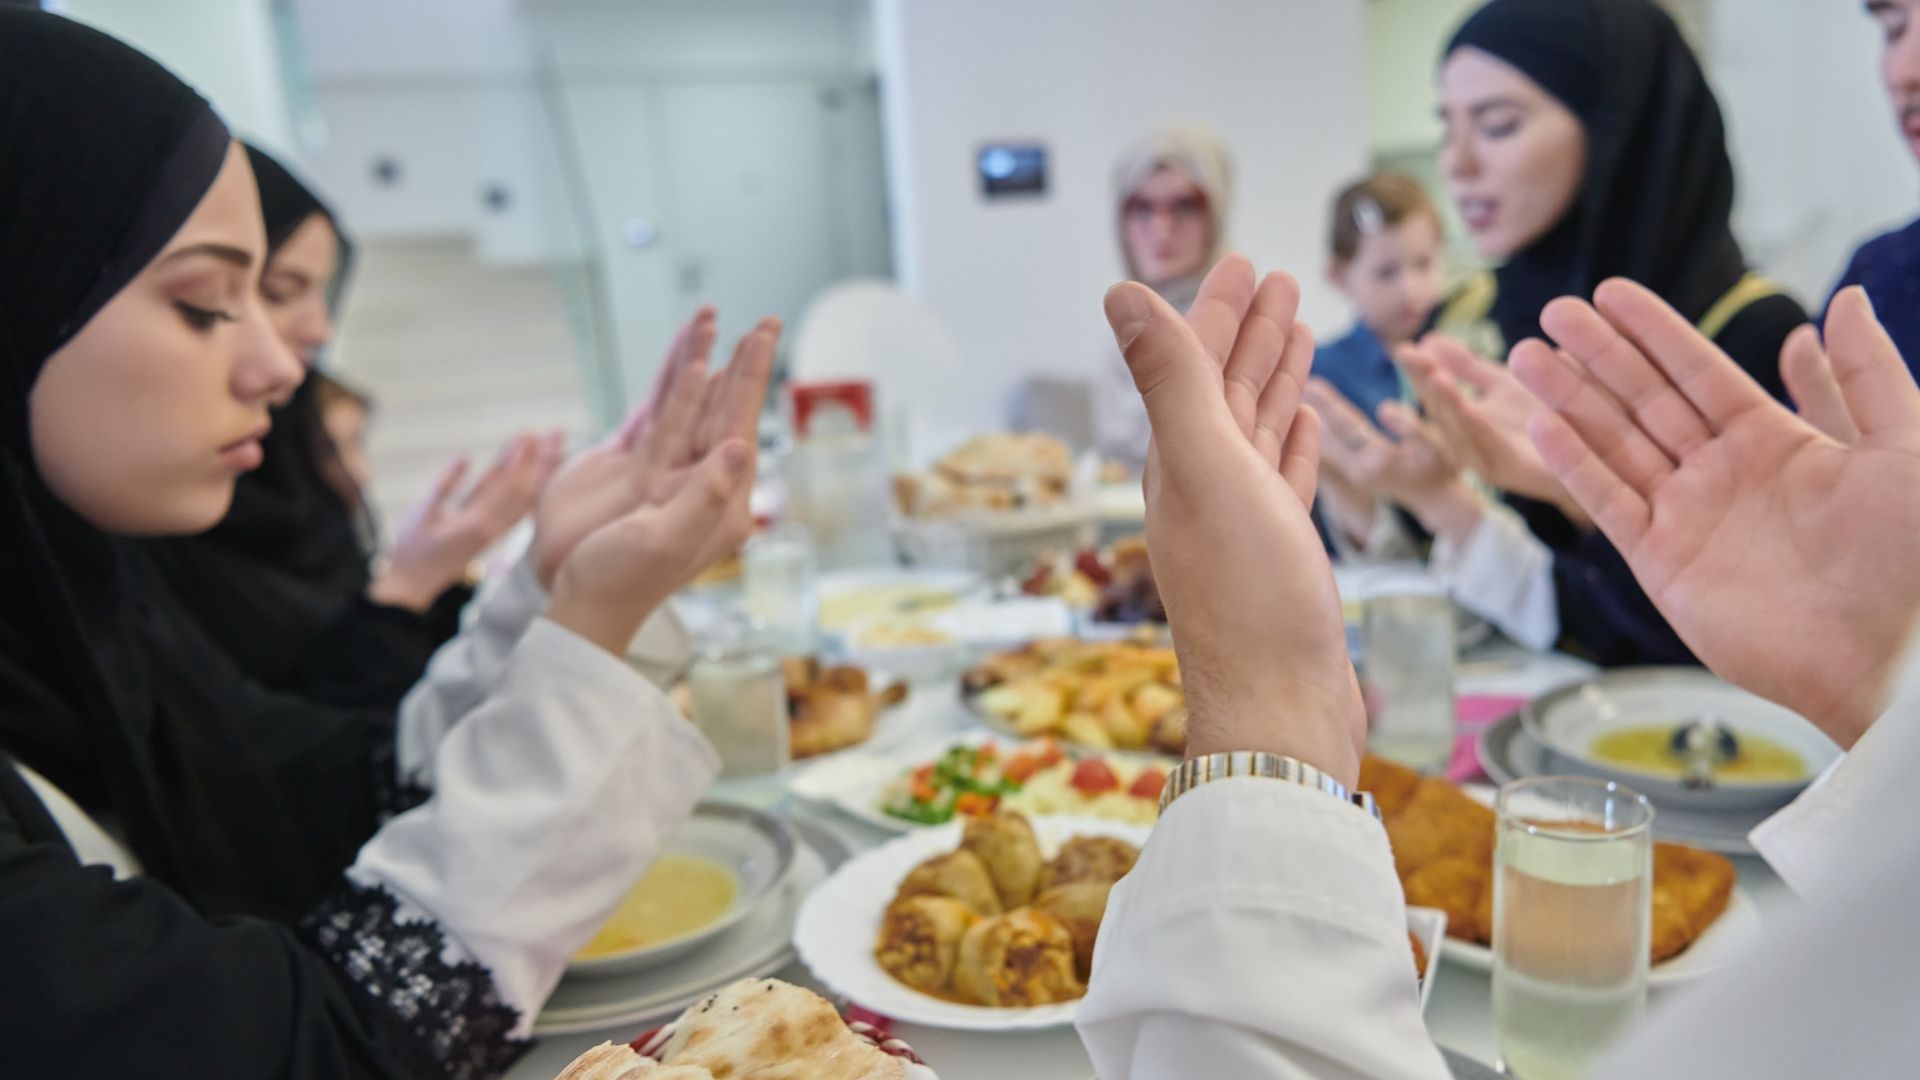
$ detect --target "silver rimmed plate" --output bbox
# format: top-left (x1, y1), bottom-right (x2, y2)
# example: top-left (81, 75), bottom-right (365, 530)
top-left (1479, 711), bottom-right (1770, 855)
top-left (565, 803), bottom-right (796, 979)
top-left (533, 819), bottom-right (848, 1036)
top-left (1520, 668), bottom-right (1839, 812)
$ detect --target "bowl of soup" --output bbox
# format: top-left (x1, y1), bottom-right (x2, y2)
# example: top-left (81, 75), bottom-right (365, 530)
top-left (1520, 668), bottom-right (1842, 811)
top-left (568, 802), bottom-right (797, 978)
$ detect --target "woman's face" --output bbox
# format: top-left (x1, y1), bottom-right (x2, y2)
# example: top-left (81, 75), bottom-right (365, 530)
top-left (1329, 214), bottom-right (1447, 346)
top-left (1438, 48), bottom-right (1588, 261)
top-left (261, 213), bottom-right (339, 366)
top-left (1122, 165), bottom-right (1215, 286)
top-left (29, 142), bottom-right (303, 535)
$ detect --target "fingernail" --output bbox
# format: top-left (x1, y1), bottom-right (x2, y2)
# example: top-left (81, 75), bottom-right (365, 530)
top-left (1105, 285), bottom-right (1153, 350)
top-left (722, 441), bottom-right (753, 478)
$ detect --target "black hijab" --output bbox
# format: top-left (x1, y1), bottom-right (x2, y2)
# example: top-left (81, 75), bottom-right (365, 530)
top-left (1447, 0), bottom-right (1749, 349)
top-left (0, 10), bottom-right (389, 920)
top-left (147, 146), bottom-right (382, 688)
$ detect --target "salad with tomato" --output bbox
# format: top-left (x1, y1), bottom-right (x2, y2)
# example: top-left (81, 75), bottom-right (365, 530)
top-left (879, 738), bottom-right (1167, 826)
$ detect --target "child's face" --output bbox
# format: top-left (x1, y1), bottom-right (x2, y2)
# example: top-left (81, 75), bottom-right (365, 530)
top-left (1330, 214), bottom-right (1445, 345)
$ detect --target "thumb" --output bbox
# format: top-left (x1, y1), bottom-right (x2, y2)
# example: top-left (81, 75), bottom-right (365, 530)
top-left (1105, 281), bottom-right (1228, 470)
top-left (650, 438), bottom-right (754, 540)
top-left (1424, 334), bottom-right (1499, 394)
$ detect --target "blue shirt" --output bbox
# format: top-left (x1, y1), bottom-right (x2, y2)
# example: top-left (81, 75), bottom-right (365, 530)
top-left (1830, 217), bottom-right (1920, 374)
top-left (1313, 322), bottom-right (1406, 422)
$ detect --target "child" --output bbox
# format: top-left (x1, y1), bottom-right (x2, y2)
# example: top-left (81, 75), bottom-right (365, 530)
top-left (1315, 173), bottom-right (1447, 420)
top-left (1312, 174), bottom-right (1447, 553)
top-left (311, 371), bottom-right (377, 515)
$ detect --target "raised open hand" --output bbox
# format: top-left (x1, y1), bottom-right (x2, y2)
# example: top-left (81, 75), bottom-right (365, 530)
top-left (1398, 334), bottom-right (1588, 527)
top-left (372, 431), bottom-right (565, 611)
top-left (536, 309), bottom-right (779, 655)
top-left (1106, 254), bottom-right (1363, 786)
top-left (1515, 282), bottom-right (1920, 746)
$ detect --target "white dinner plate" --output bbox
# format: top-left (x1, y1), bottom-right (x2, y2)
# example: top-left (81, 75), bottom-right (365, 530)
top-left (794, 816), bottom-right (1152, 1030)
top-left (1438, 885), bottom-right (1762, 989)
top-left (533, 823), bottom-right (846, 1036)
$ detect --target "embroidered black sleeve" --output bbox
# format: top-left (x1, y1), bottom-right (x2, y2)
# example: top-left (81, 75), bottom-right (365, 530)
top-left (302, 882), bottom-right (528, 1080)
top-left (368, 737), bottom-right (431, 824)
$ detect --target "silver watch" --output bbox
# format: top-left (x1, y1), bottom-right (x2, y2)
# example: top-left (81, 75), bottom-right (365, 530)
top-left (1160, 751), bottom-right (1380, 819)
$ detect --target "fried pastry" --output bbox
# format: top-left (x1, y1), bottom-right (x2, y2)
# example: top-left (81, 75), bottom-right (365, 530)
top-left (951, 909), bottom-right (1085, 1007)
top-left (875, 896), bottom-right (979, 997)
top-left (1383, 778), bottom-right (1496, 880)
top-left (894, 849), bottom-right (1003, 915)
top-left (1401, 856), bottom-right (1492, 943)
top-left (1041, 835), bottom-right (1140, 891)
top-left (1032, 881), bottom-right (1113, 981)
top-left (963, 811), bottom-right (1045, 909)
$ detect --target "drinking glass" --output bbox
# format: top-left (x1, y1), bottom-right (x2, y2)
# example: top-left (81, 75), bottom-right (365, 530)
top-left (1493, 776), bottom-right (1655, 1079)
top-left (685, 615), bottom-right (791, 808)
top-left (742, 522), bottom-right (819, 655)
top-left (1361, 584), bottom-right (1455, 771)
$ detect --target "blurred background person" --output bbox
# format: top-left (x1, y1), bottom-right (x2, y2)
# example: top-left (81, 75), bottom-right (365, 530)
top-left (1095, 126), bottom-right (1233, 474)
top-left (1831, 0), bottom-right (1920, 368)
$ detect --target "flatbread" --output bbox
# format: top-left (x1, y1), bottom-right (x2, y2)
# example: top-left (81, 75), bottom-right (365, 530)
top-left (658, 979), bottom-right (906, 1080)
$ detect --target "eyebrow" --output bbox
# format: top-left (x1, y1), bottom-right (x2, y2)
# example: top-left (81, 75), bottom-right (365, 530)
top-left (157, 242), bottom-right (255, 270)
top-left (1866, 0), bottom-right (1900, 15)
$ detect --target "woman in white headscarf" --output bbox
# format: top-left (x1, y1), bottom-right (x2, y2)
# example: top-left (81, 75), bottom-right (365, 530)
top-left (1096, 127), bottom-right (1233, 473)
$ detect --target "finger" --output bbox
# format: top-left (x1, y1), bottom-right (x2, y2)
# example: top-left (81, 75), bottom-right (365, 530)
top-left (1527, 411), bottom-right (1651, 551)
top-left (1181, 254), bottom-right (1258, 368)
top-left (1538, 294), bottom-right (1718, 460)
top-left (1279, 402), bottom-right (1323, 506)
top-left (1252, 322), bottom-right (1314, 469)
top-left (1510, 340), bottom-right (1674, 499)
top-left (1222, 272), bottom-right (1301, 439)
top-left (1421, 334), bottom-right (1502, 395)
top-left (1823, 285), bottom-right (1920, 442)
top-left (1377, 400), bottom-right (1441, 452)
top-left (1586, 278), bottom-right (1774, 434)
top-left (1104, 281), bottom-right (1235, 486)
top-left (423, 455), bottom-right (471, 514)
top-left (648, 438), bottom-right (756, 550)
top-left (622, 308), bottom-right (718, 449)
top-left (638, 357), bottom-right (711, 468)
top-left (1305, 379), bottom-right (1393, 481)
top-left (1779, 324), bottom-right (1859, 445)
top-left (707, 317), bottom-right (779, 453)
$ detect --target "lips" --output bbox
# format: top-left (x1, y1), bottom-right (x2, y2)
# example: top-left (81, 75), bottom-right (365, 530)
top-left (1457, 196), bottom-right (1496, 232)
top-left (219, 423), bottom-right (271, 471)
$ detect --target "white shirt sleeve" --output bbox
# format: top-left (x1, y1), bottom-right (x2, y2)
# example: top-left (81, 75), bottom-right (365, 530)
top-left (1429, 502), bottom-right (1558, 652)
top-left (394, 556), bottom-right (692, 784)
top-left (350, 617), bottom-right (720, 1037)
top-left (1076, 778), bottom-right (1452, 1080)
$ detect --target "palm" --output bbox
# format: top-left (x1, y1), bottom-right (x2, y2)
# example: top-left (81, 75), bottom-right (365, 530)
top-left (1307, 378), bottom-right (1457, 505)
top-left (1519, 280), bottom-right (1920, 745)
top-left (1402, 336), bottom-right (1559, 503)
top-left (1635, 425), bottom-right (1920, 731)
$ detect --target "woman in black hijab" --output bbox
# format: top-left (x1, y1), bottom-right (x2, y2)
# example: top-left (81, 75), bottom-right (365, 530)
top-left (147, 146), bottom-right (558, 710)
top-left (0, 11), bottom-right (771, 1075)
top-left (1310, 0), bottom-right (1810, 666)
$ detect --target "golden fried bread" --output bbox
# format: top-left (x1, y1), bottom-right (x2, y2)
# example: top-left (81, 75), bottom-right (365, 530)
top-left (875, 897), bottom-right (979, 996)
top-left (1401, 856), bottom-right (1492, 943)
top-left (952, 909), bottom-right (1085, 1007)
top-left (1383, 779), bottom-right (1496, 880)
top-left (963, 811), bottom-right (1045, 909)
top-left (1359, 755), bottom-right (1423, 821)
top-left (1041, 835), bottom-right (1140, 891)
top-left (895, 849), bottom-right (1003, 915)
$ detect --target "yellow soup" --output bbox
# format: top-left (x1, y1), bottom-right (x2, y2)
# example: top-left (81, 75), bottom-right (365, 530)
top-left (573, 854), bottom-right (737, 960)
top-left (1588, 725), bottom-right (1808, 784)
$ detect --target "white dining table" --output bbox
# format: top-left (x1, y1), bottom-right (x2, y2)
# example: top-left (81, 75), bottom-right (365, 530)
top-left (505, 643), bottom-right (1800, 1079)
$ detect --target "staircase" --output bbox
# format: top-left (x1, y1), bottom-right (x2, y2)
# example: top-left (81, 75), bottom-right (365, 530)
top-left (330, 236), bottom-right (594, 536)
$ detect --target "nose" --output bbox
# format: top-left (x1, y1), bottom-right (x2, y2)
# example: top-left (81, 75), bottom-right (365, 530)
top-left (1441, 133), bottom-right (1476, 182)
top-left (234, 294), bottom-right (304, 406)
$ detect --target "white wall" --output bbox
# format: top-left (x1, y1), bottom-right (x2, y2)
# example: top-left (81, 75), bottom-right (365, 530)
top-left (53, 0), bottom-right (295, 152)
top-left (1366, 0), bottom-right (1481, 156)
top-left (874, 0), bottom-right (1369, 445)
top-left (1704, 0), bottom-right (1917, 305)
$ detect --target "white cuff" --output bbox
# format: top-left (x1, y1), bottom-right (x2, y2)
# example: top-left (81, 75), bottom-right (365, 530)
top-left (1430, 503), bottom-right (1558, 652)
top-left (351, 617), bottom-right (719, 1035)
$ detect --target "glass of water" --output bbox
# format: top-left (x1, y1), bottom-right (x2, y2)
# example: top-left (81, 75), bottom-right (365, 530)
top-left (685, 614), bottom-right (791, 808)
top-left (742, 523), bottom-right (820, 656)
top-left (1361, 584), bottom-right (1455, 771)
top-left (1493, 776), bottom-right (1654, 1079)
